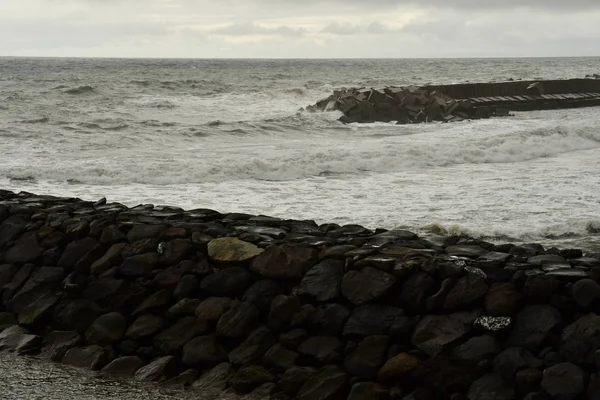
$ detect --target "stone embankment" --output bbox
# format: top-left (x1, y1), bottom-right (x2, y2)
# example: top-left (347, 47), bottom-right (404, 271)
top-left (310, 78), bottom-right (600, 124)
top-left (1, 189), bottom-right (600, 400)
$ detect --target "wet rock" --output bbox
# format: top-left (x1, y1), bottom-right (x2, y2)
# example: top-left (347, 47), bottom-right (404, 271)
top-left (192, 362), bottom-right (232, 391)
top-left (507, 305), bottom-right (562, 351)
top-left (120, 253), bottom-right (159, 277)
top-left (134, 355), bottom-right (177, 382)
top-left (528, 254), bottom-right (566, 266)
top-left (200, 267), bottom-right (252, 296)
top-left (297, 259), bottom-right (344, 302)
top-left (163, 369), bottom-right (200, 388)
top-left (250, 244), bottom-right (317, 279)
top-left (153, 317), bottom-right (210, 355)
top-left (90, 243), bottom-right (126, 276)
top-left (0, 325), bottom-right (41, 355)
top-left (298, 336), bottom-right (343, 365)
top-left (228, 365), bottom-right (274, 393)
top-left (182, 335), bottom-right (229, 368)
top-left (125, 314), bottom-right (167, 340)
top-left (242, 280), bottom-right (283, 312)
top-left (57, 237), bottom-right (101, 271)
top-left (53, 298), bottom-right (102, 332)
top-left (541, 362), bottom-right (586, 400)
top-left (172, 274), bottom-right (200, 300)
top-left (494, 347), bottom-right (542, 380)
top-left (101, 356), bottom-right (145, 377)
top-left (127, 224), bottom-right (167, 242)
top-left (485, 282), bottom-right (523, 316)
top-left (85, 312), bottom-right (127, 344)
top-left (1, 263), bottom-right (34, 303)
top-left (41, 330), bottom-right (80, 361)
top-left (17, 291), bottom-right (61, 326)
top-left (195, 297), bottom-right (233, 321)
top-left (82, 277), bottom-right (125, 304)
top-left (311, 303), bottom-right (351, 336)
top-left (168, 298), bottom-right (201, 317)
top-left (467, 374), bottom-right (516, 400)
top-left (121, 238), bottom-right (158, 258)
top-left (229, 326), bottom-right (276, 366)
top-left (559, 314), bottom-right (600, 366)
top-left (297, 365), bottom-right (348, 400)
top-left (217, 302), bottom-right (261, 338)
top-left (132, 289), bottom-right (170, 316)
top-left (342, 267), bottom-right (396, 305)
top-left (207, 237), bottom-right (264, 263)
top-left (280, 328), bottom-right (310, 349)
top-left (268, 295), bottom-right (302, 330)
top-left (572, 279), bottom-right (600, 308)
top-left (344, 335), bottom-right (389, 380)
top-left (99, 225), bottom-right (126, 245)
top-left (453, 335), bottom-right (501, 362)
top-left (0, 215), bottom-right (27, 244)
top-left (348, 382), bottom-right (390, 400)
top-left (523, 275), bottom-right (561, 301)
top-left (263, 343), bottom-right (298, 370)
top-left (62, 345), bottom-right (107, 370)
top-left (444, 274), bottom-right (488, 310)
top-left (5, 232), bottom-right (43, 264)
top-left (377, 352), bottom-right (420, 382)
top-left (344, 305), bottom-right (404, 338)
top-left (411, 310), bottom-right (481, 357)
top-left (158, 238), bottom-right (192, 265)
top-left (401, 271), bottom-right (438, 313)
top-left (445, 245), bottom-right (488, 258)
top-left (516, 368), bottom-right (542, 394)
top-left (41, 231), bottom-right (67, 249)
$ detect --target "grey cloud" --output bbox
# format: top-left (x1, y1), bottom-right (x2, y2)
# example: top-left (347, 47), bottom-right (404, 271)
top-left (321, 22), bottom-right (398, 36)
top-left (212, 22), bottom-right (306, 37)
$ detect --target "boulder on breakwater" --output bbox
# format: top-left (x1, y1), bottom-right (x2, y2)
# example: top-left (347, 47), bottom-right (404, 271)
top-left (1, 189), bottom-right (600, 399)
top-left (307, 86), bottom-right (508, 124)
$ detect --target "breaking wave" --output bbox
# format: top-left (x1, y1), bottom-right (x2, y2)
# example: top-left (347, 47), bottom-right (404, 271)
top-left (64, 85), bottom-right (95, 95)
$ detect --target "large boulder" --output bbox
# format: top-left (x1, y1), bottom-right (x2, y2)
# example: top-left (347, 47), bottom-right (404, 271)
top-left (344, 335), bottom-right (389, 380)
top-left (125, 314), bottom-right (167, 340)
top-left (297, 259), bottom-right (344, 302)
top-left (195, 297), bottom-right (232, 322)
top-left (228, 365), bottom-right (274, 393)
top-left (0, 325), bottom-right (41, 355)
top-left (57, 237), bottom-right (102, 271)
top-left (485, 283), bottom-right (523, 316)
top-left (250, 244), bottom-right (317, 279)
top-left (228, 326), bottom-right (276, 366)
top-left (131, 289), bottom-right (171, 317)
top-left (5, 232), bottom-right (43, 264)
top-left (297, 365), bottom-right (348, 400)
top-left (411, 310), bottom-right (481, 357)
top-left (182, 335), bottom-right (229, 368)
top-left (207, 238), bottom-right (263, 263)
top-left (541, 362), bottom-right (587, 400)
top-left (90, 243), bottom-right (126, 276)
top-left (377, 352), bottom-right (421, 383)
top-left (507, 305), bottom-right (562, 351)
top-left (153, 317), bottom-right (209, 355)
top-left (134, 355), bottom-right (177, 382)
top-left (217, 302), bottom-right (260, 338)
top-left (443, 274), bottom-right (488, 310)
top-left (344, 305), bottom-right (404, 338)
top-left (341, 267), bottom-right (396, 305)
top-left (101, 356), bottom-right (145, 377)
top-left (242, 280), bottom-right (283, 312)
top-left (192, 362), bottom-right (232, 391)
top-left (85, 312), bottom-right (127, 345)
top-left (298, 336), bottom-right (343, 365)
top-left (467, 374), bottom-right (516, 400)
top-left (62, 345), bottom-right (106, 370)
top-left (559, 314), bottom-right (600, 366)
top-left (199, 267), bottom-right (252, 296)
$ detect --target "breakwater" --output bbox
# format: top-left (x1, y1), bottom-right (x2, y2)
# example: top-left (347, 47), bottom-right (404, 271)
top-left (310, 78), bottom-right (600, 124)
top-left (1, 189), bottom-right (600, 400)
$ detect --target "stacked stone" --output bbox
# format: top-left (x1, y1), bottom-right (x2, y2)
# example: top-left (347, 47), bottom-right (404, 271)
top-left (307, 87), bottom-right (501, 124)
top-left (1, 189), bottom-right (600, 400)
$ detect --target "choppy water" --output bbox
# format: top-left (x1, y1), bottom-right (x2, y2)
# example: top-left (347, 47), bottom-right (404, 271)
top-left (1, 57), bottom-right (600, 252)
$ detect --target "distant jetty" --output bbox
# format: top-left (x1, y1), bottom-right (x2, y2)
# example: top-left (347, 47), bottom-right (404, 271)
top-left (1, 189), bottom-right (600, 399)
top-left (309, 78), bottom-right (600, 124)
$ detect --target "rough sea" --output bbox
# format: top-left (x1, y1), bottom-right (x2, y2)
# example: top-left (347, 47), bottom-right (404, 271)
top-left (1, 57), bottom-right (600, 398)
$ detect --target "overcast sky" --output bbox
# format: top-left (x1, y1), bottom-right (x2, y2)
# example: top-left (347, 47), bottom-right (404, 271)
top-left (2, 0), bottom-right (600, 58)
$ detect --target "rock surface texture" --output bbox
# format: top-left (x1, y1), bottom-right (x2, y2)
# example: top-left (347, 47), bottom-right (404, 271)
top-left (1, 189), bottom-right (600, 400)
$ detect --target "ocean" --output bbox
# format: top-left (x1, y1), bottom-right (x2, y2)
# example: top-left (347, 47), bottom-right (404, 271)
top-left (1, 56), bottom-right (600, 397)
top-left (1, 56), bottom-right (600, 252)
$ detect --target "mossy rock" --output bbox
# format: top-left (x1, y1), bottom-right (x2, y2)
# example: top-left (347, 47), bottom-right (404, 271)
top-left (207, 238), bottom-right (263, 263)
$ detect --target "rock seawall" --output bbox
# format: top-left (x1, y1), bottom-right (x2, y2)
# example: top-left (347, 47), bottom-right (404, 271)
top-left (1, 189), bottom-right (600, 400)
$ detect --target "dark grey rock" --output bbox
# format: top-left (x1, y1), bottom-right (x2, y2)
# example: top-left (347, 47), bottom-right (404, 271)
top-left (341, 267), bottom-right (396, 305)
top-left (125, 314), bottom-right (167, 340)
top-left (343, 335), bottom-right (389, 380)
top-left (217, 302), bottom-right (260, 338)
top-left (453, 335), bottom-right (501, 362)
top-left (348, 382), bottom-right (390, 400)
top-left (515, 368), bottom-right (542, 395)
top-left (559, 314), bottom-right (600, 367)
top-left (242, 279), bottom-right (283, 312)
top-left (280, 328), bottom-right (310, 349)
top-left (310, 303), bottom-right (351, 336)
top-left (507, 305), bottom-right (562, 351)
top-left (182, 335), bottom-right (229, 368)
top-left (199, 267), bottom-right (252, 296)
top-left (53, 299), bottom-right (102, 332)
top-left (90, 243), bottom-right (126, 276)
top-left (62, 345), bottom-right (106, 370)
top-left (120, 253), bottom-right (159, 277)
top-left (541, 362), bottom-right (586, 400)
top-left (485, 282), bottom-right (523, 316)
top-left (0, 264), bottom-right (18, 289)
top-left (192, 362), bottom-right (232, 391)
top-left (297, 259), bottom-right (344, 302)
top-left (446, 245), bottom-right (488, 258)
top-left (344, 305), bottom-right (404, 338)
top-left (5, 232), bottom-right (43, 264)
top-left (0, 325), bottom-right (41, 355)
top-left (401, 271), bottom-right (438, 313)
top-left (57, 237), bottom-right (101, 271)
top-left (297, 365), bottom-right (348, 400)
top-left (467, 374), bottom-right (516, 400)
top-left (411, 310), bottom-right (481, 357)
top-left (228, 326), bottom-right (276, 366)
top-left (250, 244), bottom-right (317, 279)
top-left (263, 343), bottom-right (298, 370)
top-left (168, 298), bottom-right (201, 317)
top-left (528, 254), bottom-right (566, 266)
top-left (131, 289), bottom-right (171, 317)
top-left (172, 274), bottom-right (200, 300)
top-left (127, 224), bottom-right (167, 242)
top-left (101, 356), bottom-right (145, 377)
top-left (572, 279), bottom-right (600, 308)
top-left (228, 365), bottom-right (274, 393)
top-left (134, 355), bottom-right (177, 382)
top-left (153, 317), bottom-right (209, 355)
top-left (444, 274), bottom-right (488, 310)
top-left (494, 347), bottom-right (542, 380)
top-left (298, 336), bottom-right (343, 365)
top-left (85, 312), bottom-right (127, 345)
top-left (158, 238), bottom-right (192, 265)
top-left (41, 330), bottom-right (80, 362)
top-left (268, 294), bottom-right (302, 330)
top-left (195, 297), bottom-right (232, 322)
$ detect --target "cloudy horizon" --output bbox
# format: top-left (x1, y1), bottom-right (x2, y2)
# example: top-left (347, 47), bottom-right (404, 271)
top-left (2, 0), bottom-right (600, 58)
